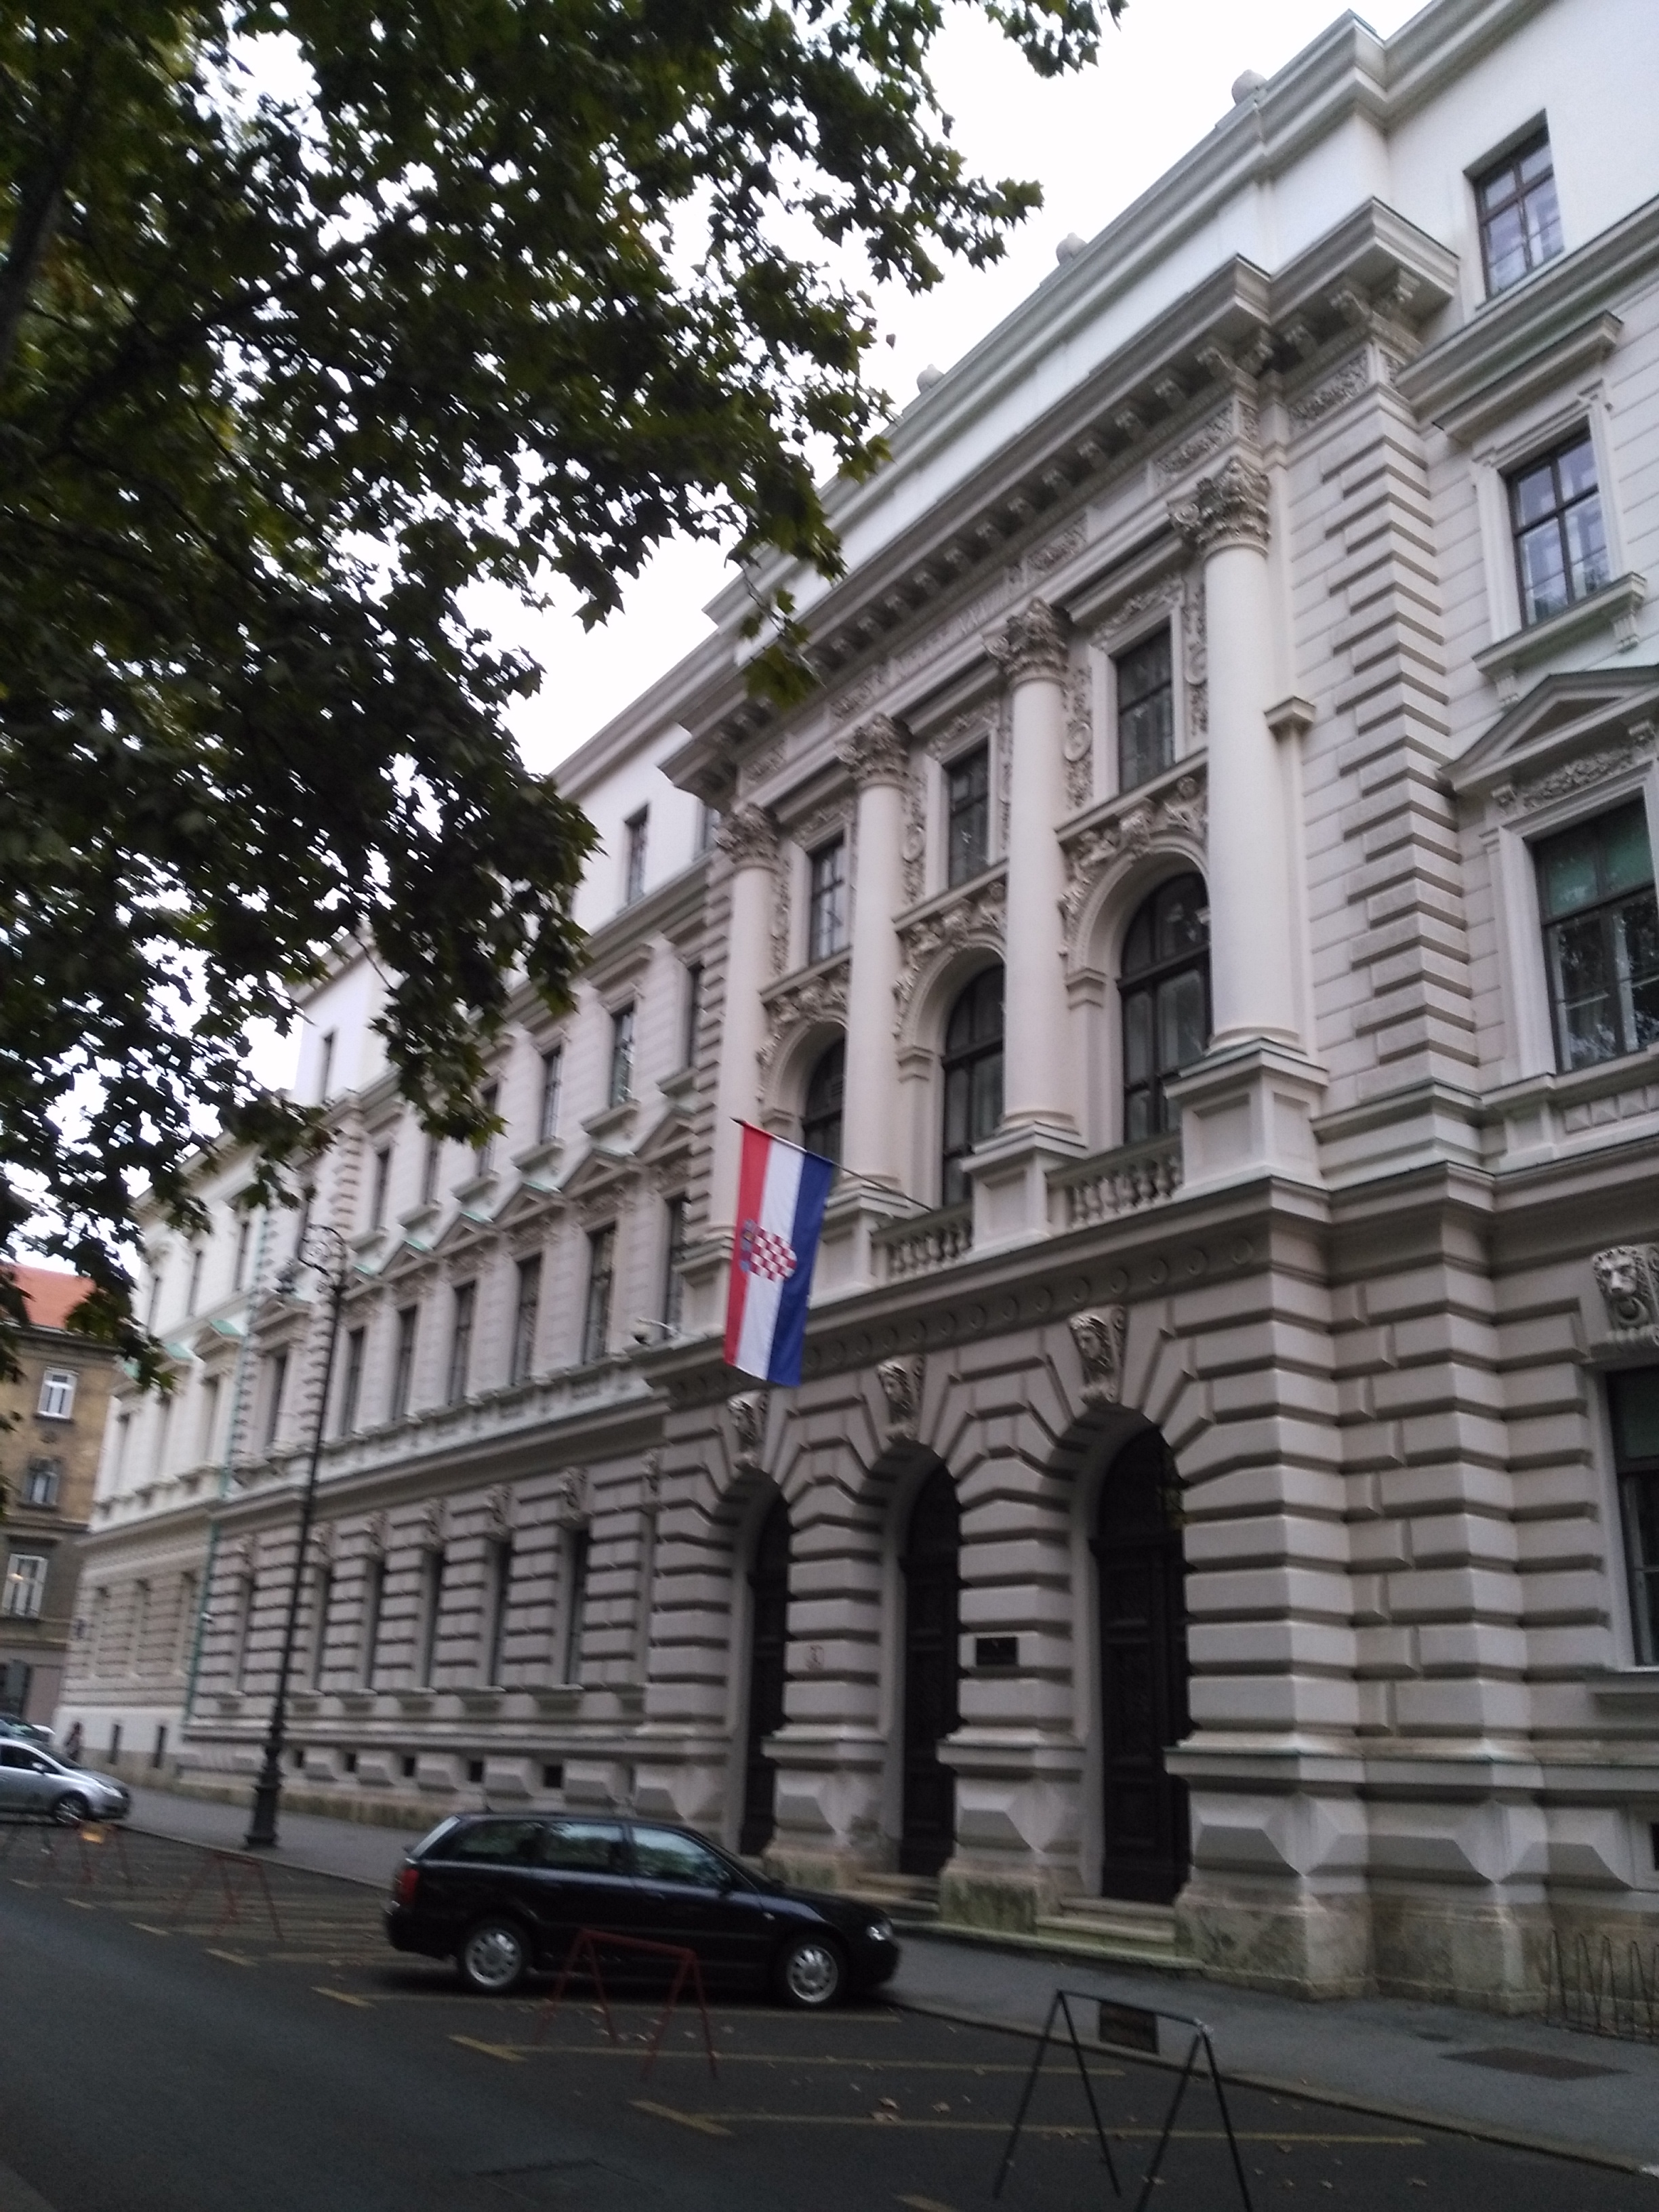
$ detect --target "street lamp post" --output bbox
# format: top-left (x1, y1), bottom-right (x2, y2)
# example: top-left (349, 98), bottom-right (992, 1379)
top-left (245, 1224), bottom-right (351, 1852)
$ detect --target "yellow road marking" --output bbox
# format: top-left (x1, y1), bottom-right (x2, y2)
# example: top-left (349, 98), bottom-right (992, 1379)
top-left (450, 2035), bottom-right (525, 2062)
top-left (314, 1986), bottom-right (374, 2009)
top-left (131, 1922), bottom-right (171, 1936)
top-left (632, 2100), bottom-right (733, 2139)
top-left (205, 1948), bottom-right (255, 1967)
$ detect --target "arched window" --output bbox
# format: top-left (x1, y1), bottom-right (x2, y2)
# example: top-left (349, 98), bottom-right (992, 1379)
top-left (941, 966), bottom-right (1004, 1206)
top-left (801, 1039), bottom-right (844, 1166)
top-left (1120, 874), bottom-right (1209, 1141)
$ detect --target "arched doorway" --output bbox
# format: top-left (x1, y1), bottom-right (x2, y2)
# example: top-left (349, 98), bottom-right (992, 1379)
top-left (1094, 1428), bottom-right (1190, 1903)
top-left (899, 1464), bottom-right (961, 1876)
top-left (739, 1494), bottom-right (792, 1855)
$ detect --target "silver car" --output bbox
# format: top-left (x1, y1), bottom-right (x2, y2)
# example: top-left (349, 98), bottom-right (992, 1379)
top-left (0, 1742), bottom-right (130, 1824)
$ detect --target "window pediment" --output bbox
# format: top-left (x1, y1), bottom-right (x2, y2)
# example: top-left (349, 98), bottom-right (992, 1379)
top-left (1450, 664), bottom-right (1659, 815)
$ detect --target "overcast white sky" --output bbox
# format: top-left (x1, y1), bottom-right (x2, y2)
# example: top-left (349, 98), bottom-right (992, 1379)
top-left (492, 0), bottom-right (1425, 779)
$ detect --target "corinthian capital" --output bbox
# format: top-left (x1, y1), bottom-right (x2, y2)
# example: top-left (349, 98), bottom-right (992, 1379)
top-left (990, 598), bottom-right (1069, 682)
top-left (1169, 454), bottom-right (1271, 556)
top-left (716, 803), bottom-right (777, 870)
top-left (837, 714), bottom-right (909, 790)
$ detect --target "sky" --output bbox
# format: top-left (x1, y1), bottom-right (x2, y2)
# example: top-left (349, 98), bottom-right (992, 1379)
top-left (493, 0), bottom-right (1425, 779)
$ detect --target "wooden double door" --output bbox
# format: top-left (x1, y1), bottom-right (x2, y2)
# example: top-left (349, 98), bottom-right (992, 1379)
top-left (1094, 1428), bottom-right (1191, 1905)
top-left (899, 1464), bottom-right (961, 1877)
top-left (739, 1494), bottom-right (792, 1856)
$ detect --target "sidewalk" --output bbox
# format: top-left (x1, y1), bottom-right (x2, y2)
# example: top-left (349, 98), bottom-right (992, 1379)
top-left (123, 1786), bottom-right (1659, 2174)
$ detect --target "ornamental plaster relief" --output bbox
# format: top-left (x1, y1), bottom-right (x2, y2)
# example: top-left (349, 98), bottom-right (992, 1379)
top-left (1059, 766), bottom-right (1208, 945)
top-left (1288, 350), bottom-right (1370, 432)
top-left (757, 955), bottom-right (849, 1075)
top-left (1593, 1244), bottom-right (1659, 1343)
top-left (1492, 724), bottom-right (1657, 816)
top-left (893, 876), bottom-right (1008, 1032)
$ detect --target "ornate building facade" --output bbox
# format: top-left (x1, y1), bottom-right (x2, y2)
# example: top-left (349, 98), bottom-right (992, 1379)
top-left (65, 0), bottom-right (1659, 2005)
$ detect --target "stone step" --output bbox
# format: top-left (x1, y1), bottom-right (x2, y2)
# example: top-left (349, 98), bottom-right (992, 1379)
top-left (1033, 1898), bottom-right (1183, 1963)
top-left (842, 1874), bottom-right (941, 1923)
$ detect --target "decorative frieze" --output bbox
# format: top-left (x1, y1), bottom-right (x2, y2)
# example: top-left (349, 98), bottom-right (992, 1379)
top-left (1593, 1245), bottom-right (1659, 1342)
top-left (1492, 727), bottom-right (1656, 815)
top-left (1169, 455), bottom-right (1271, 556)
top-left (894, 876), bottom-right (1008, 1027)
top-left (740, 741), bottom-right (785, 794)
top-left (1064, 661), bottom-right (1094, 813)
top-left (1289, 350), bottom-right (1369, 431)
top-left (1153, 406), bottom-right (1231, 485)
top-left (1059, 769), bottom-right (1207, 943)
top-left (758, 956), bottom-right (849, 1073)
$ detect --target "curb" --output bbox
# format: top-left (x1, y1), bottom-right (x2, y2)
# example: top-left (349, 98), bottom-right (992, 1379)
top-left (888, 1992), bottom-right (1659, 2180)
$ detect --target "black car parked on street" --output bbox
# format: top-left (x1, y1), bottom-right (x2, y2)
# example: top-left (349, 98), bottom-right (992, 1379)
top-left (384, 1812), bottom-right (900, 2007)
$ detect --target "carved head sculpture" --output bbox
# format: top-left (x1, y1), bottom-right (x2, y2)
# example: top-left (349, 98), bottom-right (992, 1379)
top-left (1068, 1306), bottom-right (1128, 1408)
top-left (1593, 1245), bottom-right (1659, 1336)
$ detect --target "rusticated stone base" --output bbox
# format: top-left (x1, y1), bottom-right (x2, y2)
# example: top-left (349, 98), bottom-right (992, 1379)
top-left (1369, 1891), bottom-right (1545, 2013)
top-left (1176, 1875), bottom-right (1372, 1999)
top-left (939, 1863), bottom-right (1065, 1933)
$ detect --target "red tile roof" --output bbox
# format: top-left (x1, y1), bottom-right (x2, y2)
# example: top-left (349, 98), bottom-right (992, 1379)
top-left (5, 1265), bottom-right (96, 1334)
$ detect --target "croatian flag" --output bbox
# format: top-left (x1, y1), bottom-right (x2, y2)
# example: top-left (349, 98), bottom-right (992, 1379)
top-left (723, 1123), bottom-right (836, 1387)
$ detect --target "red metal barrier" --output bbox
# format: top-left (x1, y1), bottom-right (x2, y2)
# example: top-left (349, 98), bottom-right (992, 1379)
top-left (534, 1927), bottom-right (718, 2081)
top-left (169, 1847), bottom-right (286, 1943)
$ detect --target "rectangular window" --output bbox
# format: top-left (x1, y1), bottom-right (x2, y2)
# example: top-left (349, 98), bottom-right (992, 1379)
top-left (624, 808), bottom-right (649, 904)
top-left (608, 1004), bottom-right (635, 1109)
top-left (361, 1557), bottom-right (386, 1687)
top-left (262, 1351), bottom-right (288, 1450)
top-left (510, 1256), bottom-right (541, 1387)
top-left (484, 1540), bottom-right (514, 1685)
top-left (337, 1327), bottom-right (366, 1436)
top-left (538, 1046), bottom-right (564, 1143)
top-left (417, 1550), bottom-right (445, 1687)
top-left (21, 1458), bottom-right (60, 1509)
top-left (176, 1572), bottom-right (199, 1672)
top-left (293, 1187), bottom-right (314, 1261)
top-left (421, 1134), bottom-right (441, 1207)
top-left (233, 1217), bottom-right (251, 1292)
top-left (946, 745), bottom-right (991, 886)
top-left (697, 800), bottom-right (720, 855)
top-left (1509, 431), bottom-right (1609, 628)
top-left (3, 1553), bottom-right (48, 1620)
top-left (390, 1306), bottom-right (419, 1421)
top-left (1610, 1368), bottom-right (1659, 1665)
top-left (317, 1029), bottom-right (336, 1103)
top-left (1116, 628), bottom-right (1174, 793)
top-left (37, 1368), bottom-right (76, 1421)
top-left (197, 1376), bottom-right (221, 1465)
top-left (187, 1244), bottom-right (205, 1316)
top-left (369, 1145), bottom-right (392, 1232)
top-left (582, 1227), bottom-right (615, 1365)
top-left (661, 1195), bottom-right (687, 1332)
top-left (807, 838), bottom-right (848, 963)
top-left (446, 1284), bottom-right (475, 1404)
top-left (682, 963), bottom-right (703, 1069)
top-left (474, 1083), bottom-right (499, 1176)
top-left (561, 1528), bottom-right (590, 1685)
top-left (1476, 128), bottom-right (1562, 296)
top-left (308, 1565), bottom-right (333, 1689)
top-left (1536, 800), bottom-right (1659, 1070)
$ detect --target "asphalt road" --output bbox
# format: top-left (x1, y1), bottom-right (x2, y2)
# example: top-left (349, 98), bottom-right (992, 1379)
top-left (0, 1826), bottom-right (1652, 2212)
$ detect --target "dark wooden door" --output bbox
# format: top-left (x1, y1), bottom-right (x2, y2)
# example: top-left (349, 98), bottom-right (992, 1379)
top-left (739, 1494), bottom-right (791, 1856)
top-left (1095, 1429), bottom-right (1190, 1904)
top-left (900, 1465), bottom-right (961, 1877)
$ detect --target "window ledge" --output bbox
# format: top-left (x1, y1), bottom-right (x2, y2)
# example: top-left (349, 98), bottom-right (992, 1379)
top-left (1475, 572), bottom-right (1646, 703)
top-left (582, 1099), bottom-right (637, 1141)
top-left (657, 1066), bottom-right (697, 1106)
top-left (510, 1136), bottom-right (564, 1189)
top-left (1587, 1668), bottom-right (1659, 1713)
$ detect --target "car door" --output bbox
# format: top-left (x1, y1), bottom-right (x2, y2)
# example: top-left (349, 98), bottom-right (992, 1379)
top-left (525, 1819), bottom-right (635, 1968)
top-left (0, 1744), bottom-right (35, 1812)
top-left (416, 1818), bottom-right (547, 1953)
top-left (627, 1824), bottom-right (773, 1986)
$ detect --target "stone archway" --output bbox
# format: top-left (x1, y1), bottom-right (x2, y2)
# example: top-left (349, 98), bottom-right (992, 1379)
top-left (1094, 1425), bottom-right (1190, 1904)
top-left (899, 1461), bottom-right (961, 1877)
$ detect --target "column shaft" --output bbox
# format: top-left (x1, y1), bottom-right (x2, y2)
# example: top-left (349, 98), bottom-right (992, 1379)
top-left (709, 808), bottom-right (777, 1235)
top-left (838, 719), bottom-right (908, 1189)
top-left (997, 603), bottom-right (1076, 1132)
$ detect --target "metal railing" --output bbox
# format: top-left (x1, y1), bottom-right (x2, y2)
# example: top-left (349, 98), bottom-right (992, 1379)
top-left (1544, 1928), bottom-right (1659, 2042)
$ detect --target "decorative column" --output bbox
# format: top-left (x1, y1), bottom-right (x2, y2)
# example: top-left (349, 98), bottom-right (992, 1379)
top-left (1167, 454), bottom-right (1323, 1191)
top-left (836, 716), bottom-right (909, 1192)
top-left (708, 806), bottom-right (777, 1239)
top-left (959, 600), bottom-right (1082, 1252)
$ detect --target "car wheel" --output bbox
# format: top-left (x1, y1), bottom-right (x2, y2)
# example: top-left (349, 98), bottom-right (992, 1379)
top-left (52, 1793), bottom-right (89, 1828)
top-left (775, 1933), bottom-right (844, 2010)
top-left (457, 1916), bottom-right (531, 1996)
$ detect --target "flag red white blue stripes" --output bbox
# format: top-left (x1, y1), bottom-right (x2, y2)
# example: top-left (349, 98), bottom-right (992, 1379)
top-left (723, 1124), bottom-right (835, 1387)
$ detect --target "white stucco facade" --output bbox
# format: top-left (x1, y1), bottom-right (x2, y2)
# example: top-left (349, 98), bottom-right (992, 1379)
top-left (64, 0), bottom-right (1659, 2005)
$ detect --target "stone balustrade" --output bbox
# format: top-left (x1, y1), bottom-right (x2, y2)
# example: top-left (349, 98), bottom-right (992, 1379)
top-left (1049, 1134), bottom-right (1183, 1229)
top-left (873, 1204), bottom-right (975, 1282)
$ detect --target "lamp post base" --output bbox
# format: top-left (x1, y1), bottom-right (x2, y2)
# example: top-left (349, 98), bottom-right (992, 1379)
top-left (245, 1766), bottom-right (283, 1851)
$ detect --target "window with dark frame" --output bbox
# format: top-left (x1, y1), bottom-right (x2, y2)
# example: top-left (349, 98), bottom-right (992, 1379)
top-left (1475, 128), bottom-right (1562, 295)
top-left (417, 1549), bottom-right (445, 1686)
top-left (389, 1305), bottom-right (419, 1421)
top-left (661, 1195), bottom-right (688, 1330)
top-left (561, 1527), bottom-right (591, 1683)
top-left (682, 963), bottom-right (703, 1069)
top-left (474, 1083), bottom-right (499, 1176)
top-left (941, 967), bottom-right (1004, 1207)
top-left (510, 1255), bottom-right (541, 1387)
top-left (608, 1004), bottom-right (635, 1107)
top-left (446, 1282), bottom-right (476, 1404)
top-left (623, 808), bottom-right (649, 903)
top-left (1120, 873), bottom-right (1211, 1142)
top-left (1610, 1367), bottom-right (1659, 1666)
top-left (337, 1327), bottom-right (365, 1436)
top-left (582, 1226), bottom-right (615, 1365)
top-left (1535, 801), bottom-right (1659, 1071)
top-left (485, 1540), bottom-right (514, 1685)
top-left (369, 1145), bottom-right (392, 1232)
top-left (538, 1045), bottom-right (563, 1143)
top-left (802, 1038), bottom-right (845, 1168)
top-left (807, 838), bottom-right (848, 962)
top-left (421, 1134), bottom-right (441, 1207)
top-left (232, 1217), bottom-right (251, 1292)
top-left (262, 1349), bottom-right (288, 1450)
top-left (187, 1244), bottom-right (204, 1316)
top-left (361, 1557), bottom-right (386, 1687)
top-left (1509, 431), bottom-right (1610, 628)
top-left (945, 745), bottom-right (991, 887)
top-left (317, 1029), bottom-right (336, 1102)
top-left (1116, 627), bottom-right (1174, 792)
top-left (309, 1565), bottom-right (333, 1689)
